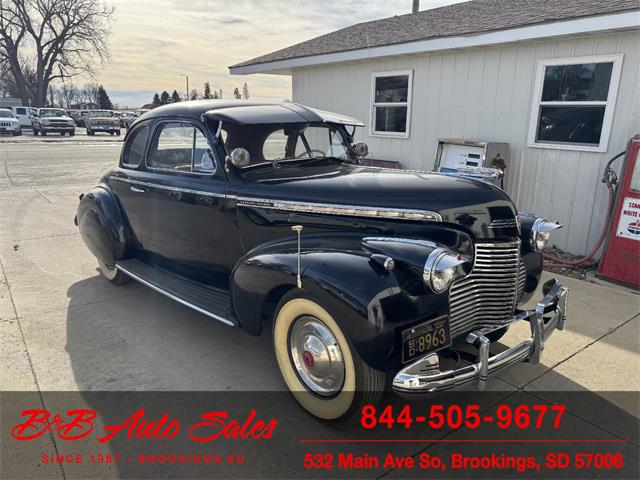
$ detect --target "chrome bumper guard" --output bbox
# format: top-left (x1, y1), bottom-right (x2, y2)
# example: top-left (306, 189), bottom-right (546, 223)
top-left (392, 279), bottom-right (568, 395)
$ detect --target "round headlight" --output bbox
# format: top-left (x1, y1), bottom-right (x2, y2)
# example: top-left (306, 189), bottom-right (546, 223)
top-left (531, 218), bottom-right (562, 251)
top-left (423, 248), bottom-right (467, 294)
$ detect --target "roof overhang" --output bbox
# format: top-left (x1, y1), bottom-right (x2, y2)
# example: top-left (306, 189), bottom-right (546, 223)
top-left (202, 103), bottom-right (364, 127)
top-left (230, 11), bottom-right (640, 75)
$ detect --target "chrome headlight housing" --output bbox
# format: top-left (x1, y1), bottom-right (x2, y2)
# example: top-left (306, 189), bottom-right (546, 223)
top-left (531, 218), bottom-right (563, 251)
top-left (423, 248), bottom-right (468, 293)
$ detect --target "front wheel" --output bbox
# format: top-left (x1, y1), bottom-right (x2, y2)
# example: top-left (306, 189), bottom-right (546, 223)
top-left (273, 294), bottom-right (385, 422)
top-left (97, 258), bottom-right (130, 286)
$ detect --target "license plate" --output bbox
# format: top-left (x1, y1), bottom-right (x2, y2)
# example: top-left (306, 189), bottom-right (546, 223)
top-left (402, 316), bottom-right (451, 363)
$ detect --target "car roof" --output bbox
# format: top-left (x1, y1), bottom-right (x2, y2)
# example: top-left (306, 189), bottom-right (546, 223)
top-left (136, 100), bottom-right (364, 127)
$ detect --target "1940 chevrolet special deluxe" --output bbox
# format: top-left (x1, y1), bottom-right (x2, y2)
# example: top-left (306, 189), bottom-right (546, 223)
top-left (76, 100), bottom-right (568, 421)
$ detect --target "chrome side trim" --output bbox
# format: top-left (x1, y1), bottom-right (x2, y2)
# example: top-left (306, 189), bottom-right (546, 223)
top-left (111, 177), bottom-right (225, 198)
top-left (236, 197), bottom-right (442, 222)
top-left (115, 263), bottom-right (236, 327)
top-left (363, 237), bottom-right (437, 248)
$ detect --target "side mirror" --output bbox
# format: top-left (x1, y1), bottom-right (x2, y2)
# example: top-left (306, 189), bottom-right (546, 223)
top-left (226, 147), bottom-right (251, 168)
top-left (352, 142), bottom-right (369, 158)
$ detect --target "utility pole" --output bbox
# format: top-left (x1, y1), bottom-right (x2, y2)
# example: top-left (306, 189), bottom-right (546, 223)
top-left (412, 0), bottom-right (419, 14)
top-left (180, 74), bottom-right (189, 101)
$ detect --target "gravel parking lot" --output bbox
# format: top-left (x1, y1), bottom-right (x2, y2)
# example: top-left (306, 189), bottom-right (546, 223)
top-left (1, 137), bottom-right (638, 477)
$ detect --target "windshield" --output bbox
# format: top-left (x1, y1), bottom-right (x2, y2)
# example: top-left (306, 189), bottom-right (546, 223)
top-left (91, 110), bottom-right (113, 117)
top-left (221, 123), bottom-right (353, 168)
top-left (40, 109), bottom-right (66, 117)
top-left (0, 110), bottom-right (15, 118)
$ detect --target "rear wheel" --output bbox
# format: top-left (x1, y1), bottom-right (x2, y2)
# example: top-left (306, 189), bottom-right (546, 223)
top-left (97, 258), bottom-right (130, 286)
top-left (41, 130), bottom-right (47, 136)
top-left (273, 294), bottom-right (385, 422)
top-left (33, 128), bottom-right (39, 136)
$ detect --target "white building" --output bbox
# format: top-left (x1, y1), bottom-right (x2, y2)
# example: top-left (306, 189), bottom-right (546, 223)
top-left (231, 0), bottom-right (640, 256)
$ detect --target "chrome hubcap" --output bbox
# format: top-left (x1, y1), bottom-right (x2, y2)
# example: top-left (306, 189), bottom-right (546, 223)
top-left (289, 316), bottom-right (345, 396)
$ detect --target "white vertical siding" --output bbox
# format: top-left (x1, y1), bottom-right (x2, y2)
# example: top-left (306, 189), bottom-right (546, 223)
top-left (291, 30), bottom-right (640, 256)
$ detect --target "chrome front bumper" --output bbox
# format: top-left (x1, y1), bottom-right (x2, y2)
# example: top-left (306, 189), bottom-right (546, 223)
top-left (392, 279), bottom-right (568, 395)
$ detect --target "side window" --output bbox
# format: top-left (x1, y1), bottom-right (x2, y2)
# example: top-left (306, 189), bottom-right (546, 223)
top-left (122, 124), bottom-right (150, 167)
top-left (15, 107), bottom-right (26, 115)
top-left (148, 122), bottom-right (215, 174)
top-left (262, 129), bottom-right (289, 161)
top-left (528, 55), bottom-right (623, 152)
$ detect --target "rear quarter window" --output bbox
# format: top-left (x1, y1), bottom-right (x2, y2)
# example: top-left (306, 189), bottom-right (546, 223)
top-left (122, 124), bottom-right (150, 167)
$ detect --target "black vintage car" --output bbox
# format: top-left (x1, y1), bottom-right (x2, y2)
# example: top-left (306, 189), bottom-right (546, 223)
top-left (76, 100), bottom-right (568, 421)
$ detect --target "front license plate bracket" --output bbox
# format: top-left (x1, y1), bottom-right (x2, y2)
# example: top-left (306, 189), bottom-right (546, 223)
top-left (402, 316), bottom-right (452, 363)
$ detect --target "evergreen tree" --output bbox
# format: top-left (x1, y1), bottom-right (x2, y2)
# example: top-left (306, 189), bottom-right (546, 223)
top-left (190, 89), bottom-right (199, 100)
top-left (97, 85), bottom-right (113, 109)
top-left (203, 82), bottom-right (212, 99)
top-left (160, 90), bottom-right (170, 104)
top-left (233, 87), bottom-right (241, 99)
top-left (152, 93), bottom-right (161, 106)
top-left (212, 90), bottom-right (219, 99)
top-left (171, 90), bottom-right (181, 103)
top-left (242, 82), bottom-right (249, 100)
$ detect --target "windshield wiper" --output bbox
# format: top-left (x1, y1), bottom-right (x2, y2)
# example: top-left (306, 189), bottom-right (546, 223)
top-left (299, 156), bottom-right (349, 167)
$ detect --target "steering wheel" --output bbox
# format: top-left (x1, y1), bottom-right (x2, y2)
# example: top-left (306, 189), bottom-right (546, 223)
top-left (296, 149), bottom-right (325, 159)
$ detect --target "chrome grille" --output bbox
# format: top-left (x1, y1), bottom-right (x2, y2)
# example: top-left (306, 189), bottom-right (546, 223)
top-left (0, 122), bottom-right (13, 127)
top-left (489, 219), bottom-right (518, 229)
top-left (449, 242), bottom-right (522, 338)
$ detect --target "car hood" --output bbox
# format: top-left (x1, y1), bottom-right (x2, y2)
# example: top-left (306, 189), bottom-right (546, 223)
top-left (42, 116), bottom-right (73, 121)
top-left (238, 163), bottom-right (519, 239)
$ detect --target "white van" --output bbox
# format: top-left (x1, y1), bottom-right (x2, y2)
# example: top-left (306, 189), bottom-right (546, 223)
top-left (11, 106), bottom-right (31, 128)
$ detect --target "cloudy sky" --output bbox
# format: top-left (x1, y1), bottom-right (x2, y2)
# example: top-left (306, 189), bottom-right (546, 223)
top-left (98, 0), bottom-right (467, 107)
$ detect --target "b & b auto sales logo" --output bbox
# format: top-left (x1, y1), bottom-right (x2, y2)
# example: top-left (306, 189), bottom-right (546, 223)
top-left (11, 408), bottom-right (277, 443)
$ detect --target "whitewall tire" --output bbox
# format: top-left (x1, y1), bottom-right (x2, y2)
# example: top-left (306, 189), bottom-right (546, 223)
top-left (97, 258), bottom-right (130, 285)
top-left (273, 294), bottom-right (385, 422)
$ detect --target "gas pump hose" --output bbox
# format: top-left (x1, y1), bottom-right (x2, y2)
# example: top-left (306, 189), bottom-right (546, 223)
top-left (543, 150), bottom-right (626, 268)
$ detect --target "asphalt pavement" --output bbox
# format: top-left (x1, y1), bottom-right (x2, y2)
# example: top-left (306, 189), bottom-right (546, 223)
top-left (0, 136), bottom-right (638, 478)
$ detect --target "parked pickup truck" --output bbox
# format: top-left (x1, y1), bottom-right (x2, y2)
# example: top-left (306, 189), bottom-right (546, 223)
top-left (31, 108), bottom-right (76, 136)
top-left (84, 110), bottom-right (121, 136)
top-left (76, 100), bottom-right (568, 422)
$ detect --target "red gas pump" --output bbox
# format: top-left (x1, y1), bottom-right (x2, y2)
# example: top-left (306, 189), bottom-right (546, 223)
top-left (598, 135), bottom-right (640, 288)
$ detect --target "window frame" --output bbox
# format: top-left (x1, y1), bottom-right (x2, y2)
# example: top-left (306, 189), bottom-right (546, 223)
top-left (145, 120), bottom-right (217, 176)
top-left (370, 69), bottom-right (413, 139)
top-left (527, 54), bottom-right (623, 153)
top-left (121, 122), bottom-right (150, 168)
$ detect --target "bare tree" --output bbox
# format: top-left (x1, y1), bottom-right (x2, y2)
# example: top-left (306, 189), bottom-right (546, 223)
top-left (59, 82), bottom-right (78, 107)
top-left (79, 82), bottom-right (99, 104)
top-left (0, 0), bottom-right (114, 106)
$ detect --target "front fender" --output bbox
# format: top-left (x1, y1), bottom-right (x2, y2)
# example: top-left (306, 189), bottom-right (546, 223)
top-left (76, 185), bottom-right (132, 267)
top-left (231, 234), bottom-right (453, 371)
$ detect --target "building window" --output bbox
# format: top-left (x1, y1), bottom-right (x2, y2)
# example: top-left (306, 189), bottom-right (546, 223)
top-left (528, 55), bottom-right (623, 152)
top-left (371, 70), bottom-right (413, 138)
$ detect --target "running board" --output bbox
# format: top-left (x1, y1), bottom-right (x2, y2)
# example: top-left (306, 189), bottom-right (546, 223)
top-left (116, 259), bottom-right (237, 327)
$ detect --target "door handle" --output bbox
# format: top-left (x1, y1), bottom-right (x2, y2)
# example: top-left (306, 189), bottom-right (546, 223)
top-left (130, 186), bottom-right (145, 193)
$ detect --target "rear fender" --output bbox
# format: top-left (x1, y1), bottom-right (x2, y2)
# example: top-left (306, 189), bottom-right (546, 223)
top-left (76, 185), bottom-right (132, 268)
